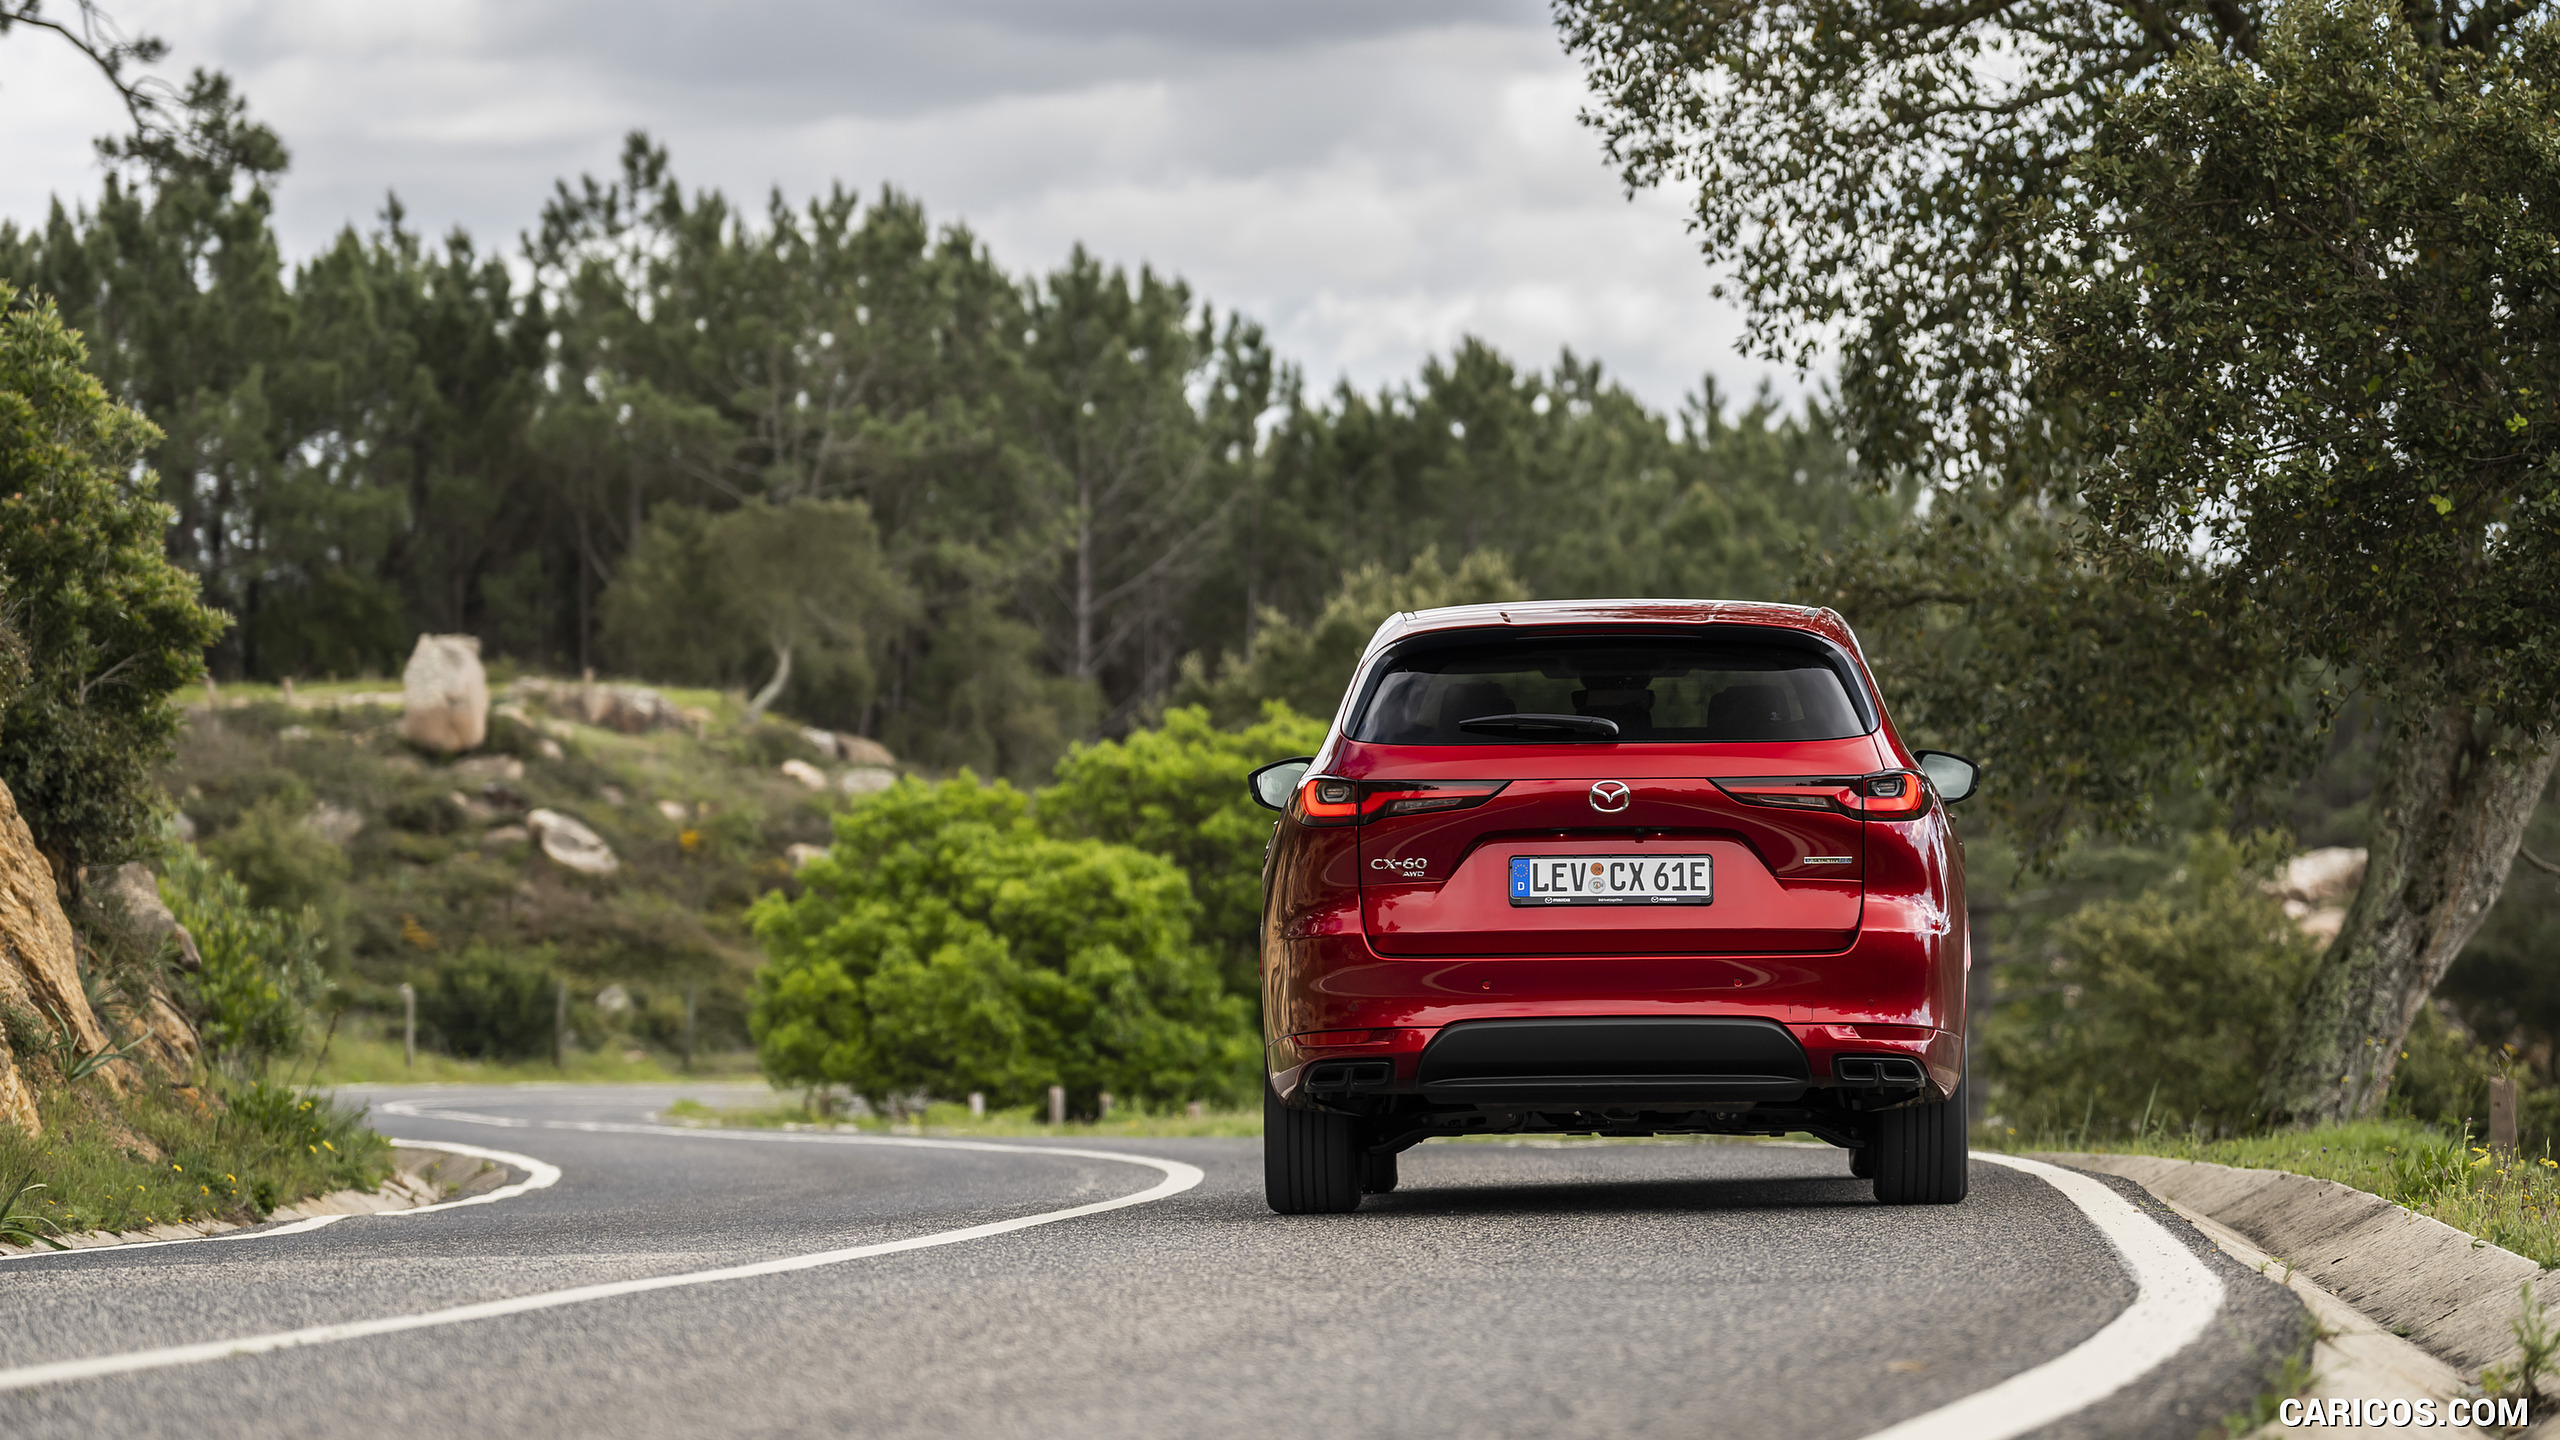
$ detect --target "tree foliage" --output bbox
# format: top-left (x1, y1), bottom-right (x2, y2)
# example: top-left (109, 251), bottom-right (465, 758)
top-left (1042, 703), bottom-right (1327, 997)
top-left (748, 777), bottom-right (1251, 1112)
top-left (0, 279), bottom-right (226, 889)
top-left (1984, 831), bottom-right (2320, 1137)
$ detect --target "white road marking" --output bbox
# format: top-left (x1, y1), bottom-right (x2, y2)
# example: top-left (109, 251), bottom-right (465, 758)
top-left (0, 1111), bottom-right (1201, 1394)
top-left (0, 1138), bottom-right (559, 1264)
top-left (1851, 1153), bottom-right (2229, 1440)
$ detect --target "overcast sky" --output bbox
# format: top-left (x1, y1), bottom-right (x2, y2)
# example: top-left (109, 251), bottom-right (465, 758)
top-left (0, 0), bottom-right (1802, 413)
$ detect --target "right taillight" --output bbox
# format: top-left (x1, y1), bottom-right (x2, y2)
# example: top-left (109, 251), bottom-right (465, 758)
top-left (1293, 777), bottom-right (1508, 826)
top-left (1717, 772), bottom-right (1932, 820)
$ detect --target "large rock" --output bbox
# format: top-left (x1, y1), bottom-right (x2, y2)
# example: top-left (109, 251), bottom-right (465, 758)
top-left (0, 777), bottom-right (120, 1133)
top-left (96, 862), bottom-right (202, 972)
top-left (2270, 846), bottom-right (2367, 946)
top-left (511, 678), bottom-right (701, 736)
top-left (526, 809), bottom-right (619, 876)
top-left (401, 634), bottom-right (489, 753)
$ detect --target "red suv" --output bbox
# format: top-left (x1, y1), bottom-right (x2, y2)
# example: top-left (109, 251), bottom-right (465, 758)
top-left (1247, 600), bottom-right (1979, 1213)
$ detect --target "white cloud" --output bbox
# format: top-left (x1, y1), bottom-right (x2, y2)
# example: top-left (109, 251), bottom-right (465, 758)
top-left (0, 0), bottom-right (1815, 413)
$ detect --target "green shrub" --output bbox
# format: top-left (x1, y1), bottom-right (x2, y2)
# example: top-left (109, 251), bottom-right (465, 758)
top-left (1986, 830), bottom-right (2320, 1138)
top-left (1040, 702), bottom-right (1325, 999)
top-left (0, 283), bottom-right (230, 892)
top-left (160, 838), bottom-right (327, 1063)
top-left (202, 791), bottom-right (352, 921)
top-left (416, 945), bottom-right (559, 1060)
top-left (750, 775), bottom-right (1252, 1115)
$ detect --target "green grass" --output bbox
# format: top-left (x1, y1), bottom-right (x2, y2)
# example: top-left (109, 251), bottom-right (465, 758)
top-left (307, 1033), bottom-right (763, 1086)
top-left (2004, 1117), bottom-right (2560, 1267)
top-left (659, 1097), bottom-right (1263, 1139)
top-left (0, 1077), bottom-right (390, 1240)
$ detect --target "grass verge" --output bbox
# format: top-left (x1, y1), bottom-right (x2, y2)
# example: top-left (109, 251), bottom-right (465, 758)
top-left (0, 1075), bottom-right (389, 1239)
top-left (307, 1033), bottom-right (762, 1086)
top-left (660, 1097), bottom-right (1262, 1139)
top-left (1998, 1118), bottom-right (2560, 1267)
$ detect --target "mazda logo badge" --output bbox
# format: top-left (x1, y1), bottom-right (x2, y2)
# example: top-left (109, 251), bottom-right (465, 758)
top-left (1589, 781), bottom-right (1631, 813)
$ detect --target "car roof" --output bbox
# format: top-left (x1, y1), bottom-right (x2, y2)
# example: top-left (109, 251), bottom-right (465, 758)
top-left (1363, 599), bottom-right (1867, 663)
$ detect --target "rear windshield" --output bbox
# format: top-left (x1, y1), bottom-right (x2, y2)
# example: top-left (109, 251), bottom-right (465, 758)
top-left (1348, 631), bottom-right (1871, 745)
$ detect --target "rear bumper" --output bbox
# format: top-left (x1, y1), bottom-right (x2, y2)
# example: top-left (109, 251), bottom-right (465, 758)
top-left (1270, 1020), bottom-right (1959, 1107)
top-left (1263, 916), bottom-right (1967, 1109)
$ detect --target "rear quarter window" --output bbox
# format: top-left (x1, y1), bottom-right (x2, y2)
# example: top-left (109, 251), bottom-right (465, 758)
top-left (1349, 632), bottom-right (1871, 745)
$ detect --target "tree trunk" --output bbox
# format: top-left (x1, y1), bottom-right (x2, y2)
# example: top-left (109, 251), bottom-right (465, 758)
top-left (2257, 704), bottom-right (2557, 1124)
top-left (745, 639), bottom-right (794, 723)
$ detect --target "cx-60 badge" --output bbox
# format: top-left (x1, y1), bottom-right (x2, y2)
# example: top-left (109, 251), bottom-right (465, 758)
top-left (1588, 781), bottom-right (1631, 813)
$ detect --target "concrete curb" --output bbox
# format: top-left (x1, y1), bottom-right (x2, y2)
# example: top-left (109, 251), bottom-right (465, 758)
top-left (0, 1145), bottom-right (502, 1258)
top-left (2041, 1152), bottom-right (2550, 1379)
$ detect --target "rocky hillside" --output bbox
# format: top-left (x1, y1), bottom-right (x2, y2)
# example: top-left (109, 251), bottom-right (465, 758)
top-left (0, 779), bottom-right (200, 1136)
top-left (170, 639), bottom-right (904, 1062)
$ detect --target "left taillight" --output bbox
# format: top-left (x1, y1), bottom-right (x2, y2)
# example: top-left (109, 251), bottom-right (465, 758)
top-left (1293, 777), bottom-right (1507, 826)
top-left (1717, 771), bottom-right (1932, 820)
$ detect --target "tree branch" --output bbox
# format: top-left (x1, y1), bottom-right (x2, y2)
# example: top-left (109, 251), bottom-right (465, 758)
top-left (0, 1), bottom-right (172, 137)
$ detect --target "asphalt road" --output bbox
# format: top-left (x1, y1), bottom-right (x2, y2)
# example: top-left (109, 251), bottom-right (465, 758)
top-left (0, 1084), bottom-right (2305, 1439)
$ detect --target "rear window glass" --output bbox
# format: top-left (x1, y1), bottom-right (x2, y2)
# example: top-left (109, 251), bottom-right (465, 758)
top-left (1348, 632), bottom-right (1871, 745)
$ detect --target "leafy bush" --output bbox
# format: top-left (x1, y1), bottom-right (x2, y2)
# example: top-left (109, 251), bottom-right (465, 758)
top-left (1041, 702), bottom-right (1325, 998)
top-left (0, 282), bottom-right (229, 893)
top-left (1985, 830), bottom-right (2320, 1138)
top-left (416, 945), bottom-right (559, 1060)
top-left (159, 838), bottom-right (328, 1063)
top-left (202, 791), bottom-right (352, 922)
top-left (750, 776), bottom-right (1252, 1114)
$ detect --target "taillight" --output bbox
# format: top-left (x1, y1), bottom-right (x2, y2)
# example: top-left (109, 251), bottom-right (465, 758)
top-left (1852, 771), bottom-right (1931, 819)
top-left (1717, 772), bottom-right (1932, 820)
top-left (1293, 777), bottom-right (1508, 826)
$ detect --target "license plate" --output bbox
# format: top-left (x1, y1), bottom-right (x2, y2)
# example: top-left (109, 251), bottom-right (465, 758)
top-left (1508, 854), bottom-right (1713, 906)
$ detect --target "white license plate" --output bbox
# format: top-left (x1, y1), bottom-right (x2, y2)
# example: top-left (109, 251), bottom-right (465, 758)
top-left (1508, 854), bottom-right (1713, 906)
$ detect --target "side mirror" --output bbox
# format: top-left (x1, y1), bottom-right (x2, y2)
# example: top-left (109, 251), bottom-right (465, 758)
top-left (1914, 750), bottom-right (1980, 805)
top-left (1248, 757), bottom-right (1314, 812)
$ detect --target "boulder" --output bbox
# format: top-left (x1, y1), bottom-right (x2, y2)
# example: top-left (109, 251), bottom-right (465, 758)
top-left (95, 863), bottom-right (202, 973)
top-left (511, 678), bottom-right (698, 736)
top-left (401, 635), bottom-right (489, 753)
top-left (2269, 846), bottom-right (2367, 945)
top-left (305, 801), bottom-right (365, 846)
top-left (838, 768), bottom-right (896, 796)
top-left (779, 759), bottom-right (829, 791)
top-left (452, 755), bottom-right (525, 784)
top-left (526, 809), bottom-right (618, 876)
top-left (836, 734), bottom-right (897, 769)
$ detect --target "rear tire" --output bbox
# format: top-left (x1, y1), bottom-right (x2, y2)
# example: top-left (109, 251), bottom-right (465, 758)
top-left (1361, 1149), bottom-right (1399, 1195)
top-left (1264, 1082), bottom-right (1363, 1213)
top-left (1871, 1078), bottom-right (1969, 1205)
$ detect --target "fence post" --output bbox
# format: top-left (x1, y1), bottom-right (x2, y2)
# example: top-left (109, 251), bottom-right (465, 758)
top-left (2490, 1075), bottom-right (2518, 1156)
top-left (683, 984), bottom-right (697, 1074)
top-left (400, 983), bottom-right (415, 1070)
top-left (1099, 1091), bottom-right (1114, 1120)
top-left (554, 978), bottom-right (568, 1070)
top-left (968, 1091), bottom-right (985, 1119)
top-left (1048, 1085), bottom-right (1065, 1126)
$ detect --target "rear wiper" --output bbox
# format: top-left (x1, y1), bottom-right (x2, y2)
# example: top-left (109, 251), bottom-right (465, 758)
top-left (1456, 713), bottom-right (1621, 740)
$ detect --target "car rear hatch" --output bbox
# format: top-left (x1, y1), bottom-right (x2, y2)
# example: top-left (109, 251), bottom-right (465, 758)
top-left (1334, 624), bottom-right (1886, 957)
top-left (1349, 741), bottom-right (1875, 955)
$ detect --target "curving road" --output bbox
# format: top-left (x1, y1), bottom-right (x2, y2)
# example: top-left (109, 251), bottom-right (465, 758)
top-left (0, 1084), bottom-right (2305, 1439)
